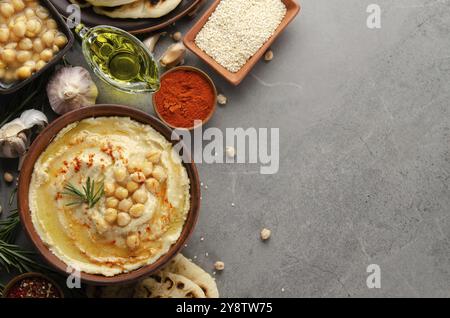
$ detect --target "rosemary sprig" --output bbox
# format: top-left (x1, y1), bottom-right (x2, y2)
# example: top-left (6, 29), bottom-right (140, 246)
top-left (63, 177), bottom-right (104, 208)
top-left (0, 241), bottom-right (50, 273)
top-left (0, 210), bottom-right (20, 243)
top-left (8, 187), bottom-right (17, 207)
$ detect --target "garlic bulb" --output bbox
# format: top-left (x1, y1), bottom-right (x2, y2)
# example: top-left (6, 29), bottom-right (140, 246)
top-left (0, 109), bottom-right (48, 158)
top-left (47, 66), bottom-right (98, 115)
top-left (160, 42), bottom-right (186, 68)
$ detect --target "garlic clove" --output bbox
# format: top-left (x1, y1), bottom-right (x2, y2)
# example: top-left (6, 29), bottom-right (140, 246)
top-left (159, 42), bottom-right (186, 69)
top-left (20, 109), bottom-right (48, 130)
top-left (47, 66), bottom-right (98, 115)
top-left (143, 32), bottom-right (166, 53)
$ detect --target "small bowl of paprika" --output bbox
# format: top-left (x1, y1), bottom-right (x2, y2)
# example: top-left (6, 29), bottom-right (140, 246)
top-left (152, 66), bottom-right (217, 130)
top-left (2, 272), bottom-right (64, 298)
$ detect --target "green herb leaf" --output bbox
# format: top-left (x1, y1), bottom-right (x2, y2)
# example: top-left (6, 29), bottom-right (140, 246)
top-left (63, 178), bottom-right (104, 209)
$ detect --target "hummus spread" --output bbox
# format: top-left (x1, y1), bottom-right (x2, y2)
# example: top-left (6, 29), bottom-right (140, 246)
top-left (29, 117), bottom-right (190, 276)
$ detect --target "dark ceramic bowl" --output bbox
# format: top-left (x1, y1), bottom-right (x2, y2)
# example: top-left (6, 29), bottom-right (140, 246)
top-left (2, 272), bottom-right (64, 298)
top-left (0, 0), bottom-right (75, 95)
top-left (18, 105), bottom-right (201, 285)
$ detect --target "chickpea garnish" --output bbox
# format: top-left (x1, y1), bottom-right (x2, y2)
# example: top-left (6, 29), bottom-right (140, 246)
top-left (106, 197), bottom-right (119, 209)
top-left (126, 181), bottom-right (139, 193)
top-left (132, 188), bottom-right (148, 204)
top-left (104, 208), bottom-right (118, 224)
top-left (129, 203), bottom-right (145, 218)
top-left (152, 166), bottom-right (167, 183)
top-left (0, 3), bottom-right (15, 18)
top-left (113, 166), bottom-right (127, 183)
top-left (39, 48), bottom-right (53, 62)
top-left (114, 186), bottom-right (128, 200)
top-left (142, 162), bottom-right (153, 177)
top-left (118, 198), bottom-right (133, 212)
top-left (104, 182), bottom-right (116, 196)
top-left (16, 66), bottom-right (31, 79)
top-left (126, 233), bottom-right (140, 249)
top-left (131, 171), bottom-right (146, 183)
top-left (117, 212), bottom-right (131, 227)
top-left (145, 178), bottom-right (160, 194)
top-left (146, 150), bottom-right (161, 163)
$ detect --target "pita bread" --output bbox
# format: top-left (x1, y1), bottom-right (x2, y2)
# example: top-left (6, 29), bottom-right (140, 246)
top-left (134, 272), bottom-right (206, 298)
top-left (162, 254), bottom-right (219, 298)
top-left (85, 0), bottom-right (138, 6)
top-left (93, 0), bottom-right (182, 19)
top-left (68, 0), bottom-right (92, 8)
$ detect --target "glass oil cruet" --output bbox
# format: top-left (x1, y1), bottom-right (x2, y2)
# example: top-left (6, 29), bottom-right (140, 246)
top-left (74, 24), bottom-right (160, 93)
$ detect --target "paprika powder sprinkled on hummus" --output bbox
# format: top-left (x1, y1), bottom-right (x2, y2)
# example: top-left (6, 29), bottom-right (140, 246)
top-left (154, 68), bottom-right (216, 129)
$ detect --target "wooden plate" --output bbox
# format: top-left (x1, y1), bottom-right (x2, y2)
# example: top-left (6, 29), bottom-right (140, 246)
top-left (184, 0), bottom-right (301, 85)
top-left (49, 0), bottom-right (203, 34)
top-left (18, 105), bottom-right (201, 285)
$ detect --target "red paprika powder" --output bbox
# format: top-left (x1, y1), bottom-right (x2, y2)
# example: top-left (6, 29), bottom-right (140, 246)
top-left (154, 69), bottom-right (216, 129)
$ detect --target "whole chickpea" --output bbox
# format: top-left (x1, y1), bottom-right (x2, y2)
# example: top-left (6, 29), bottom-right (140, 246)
top-left (16, 66), bottom-right (31, 80)
top-left (2, 49), bottom-right (16, 64)
top-left (18, 37), bottom-right (32, 50)
top-left (0, 27), bottom-right (9, 42)
top-left (126, 233), bottom-right (140, 249)
top-left (11, 0), bottom-right (25, 11)
top-left (104, 182), bottom-right (116, 197)
top-left (3, 70), bottom-right (17, 83)
top-left (35, 6), bottom-right (49, 19)
top-left (39, 48), bottom-right (53, 62)
top-left (113, 166), bottom-right (127, 183)
top-left (33, 38), bottom-right (44, 53)
top-left (46, 18), bottom-right (57, 29)
top-left (104, 208), bottom-right (118, 224)
top-left (106, 197), bottom-right (119, 209)
top-left (118, 198), bottom-right (133, 212)
top-left (23, 60), bottom-right (36, 71)
top-left (24, 8), bottom-right (34, 18)
top-left (142, 162), bottom-right (153, 177)
top-left (54, 34), bottom-right (67, 48)
top-left (132, 188), bottom-right (148, 204)
top-left (131, 171), bottom-right (146, 183)
top-left (129, 204), bottom-right (145, 218)
top-left (0, 3), bottom-right (14, 19)
top-left (114, 186), bottom-right (128, 200)
top-left (35, 60), bottom-right (46, 71)
top-left (117, 212), bottom-right (131, 227)
top-left (126, 181), bottom-right (139, 193)
top-left (41, 30), bottom-right (55, 47)
top-left (145, 178), bottom-right (160, 194)
top-left (0, 68), bottom-right (5, 79)
top-left (16, 50), bottom-right (31, 63)
top-left (152, 166), bottom-right (167, 183)
top-left (13, 21), bottom-right (26, 38)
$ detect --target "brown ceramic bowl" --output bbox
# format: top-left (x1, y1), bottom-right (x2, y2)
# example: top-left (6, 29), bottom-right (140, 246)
top-left (0, 0), bottom-right (74, 95)
top-left (49, 0), bottom-right (204, 34)
top-left (18, 105), bottom-right (201, 285)
top-left (184, 0), bottom-right (301, 85)
top-left (152, 66), bottom-right (217, 131)
top-left (2, 272), bottom-right (64, 298)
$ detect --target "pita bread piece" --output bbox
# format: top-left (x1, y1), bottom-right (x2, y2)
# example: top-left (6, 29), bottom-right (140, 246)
top-left (93, 0), bottom-right (183, 19)
top-left (134, 272), bottom-right (206, 298)
top-left (85, 0), bottom-right (139, 7)
top-left (163, 254), bottom-right (219, 298)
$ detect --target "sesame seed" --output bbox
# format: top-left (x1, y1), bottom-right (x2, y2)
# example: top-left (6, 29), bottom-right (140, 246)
top-left (195, 0), bottom-right (286, 73)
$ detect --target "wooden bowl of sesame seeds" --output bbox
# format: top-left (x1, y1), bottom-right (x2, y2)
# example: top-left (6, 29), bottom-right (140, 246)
top-left (184, 0), bottom-right (301, 85)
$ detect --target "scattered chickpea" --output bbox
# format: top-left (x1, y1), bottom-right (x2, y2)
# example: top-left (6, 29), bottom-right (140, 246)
top-left (39, 48), bottom-right (53, 62)
top-left (264, 50), bottom-right (274, 61)
top-left (117, 212), bottom-right (131, 227)
top-left (217, 94), bottom-right (227, 105)
top-left (11, 0), bottom-right (25, 11)
top-left (16, 66), bottom-right (31, 79)
top-left (118, 198), bottom-right (133, 212)
top-left (145, 178), bottom-right (160, 194)
top-left (132, 188), bottom-right (148, 204)
top-left (214, 261), bottom-right (225, 271)
top-left (35, 60), bottom-right (45, 71)
top-left (171, 31), bottom-right (182, 42)
top-left (4, 172), bottom-right (14, 183)
top-left (104, 208), bottom-right (118, 224)
top-left (114, 186), bottom-right (129, 200)
top-left (126, 233), bottom-right (140, 249)
top-left (260, 228), bottom-right (271, 241)
top-left (129, 203), bottom-right (145, 218)
top-left (0, 3), bottom-right (15, 18)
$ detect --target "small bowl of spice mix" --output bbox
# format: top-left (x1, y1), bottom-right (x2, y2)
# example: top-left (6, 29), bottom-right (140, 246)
top-left (2, 273), bottom-right (64, 298)
top-left (153, 66), bottom-right (217, 130)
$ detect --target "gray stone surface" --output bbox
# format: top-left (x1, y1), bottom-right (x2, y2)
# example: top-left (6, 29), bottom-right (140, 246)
top-left (1, 0), bottom-right (449, 297)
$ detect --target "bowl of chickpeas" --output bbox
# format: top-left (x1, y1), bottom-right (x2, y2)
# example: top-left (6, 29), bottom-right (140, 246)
top-left (0, 0), bottom-right (74, 94)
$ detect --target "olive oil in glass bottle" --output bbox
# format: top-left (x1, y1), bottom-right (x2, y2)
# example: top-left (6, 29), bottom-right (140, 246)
top-left (75, 24), bottom-right (160, 93)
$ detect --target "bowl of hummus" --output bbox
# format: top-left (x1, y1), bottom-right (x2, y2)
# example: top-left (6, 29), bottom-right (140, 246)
top-left (18, 105), bottom-right (200, 284)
